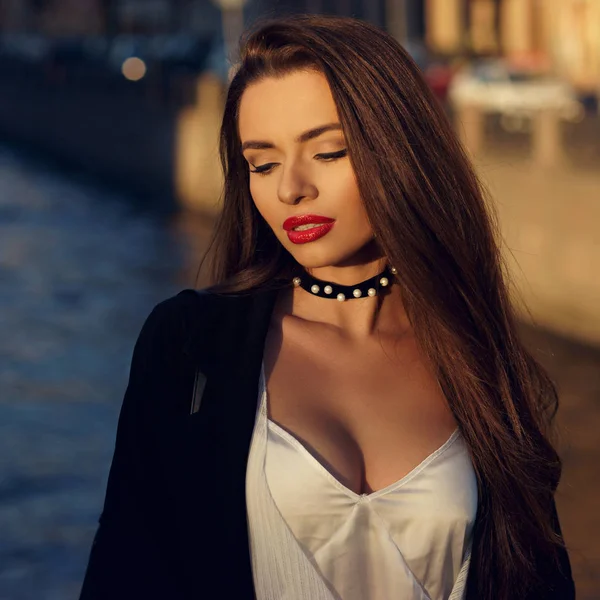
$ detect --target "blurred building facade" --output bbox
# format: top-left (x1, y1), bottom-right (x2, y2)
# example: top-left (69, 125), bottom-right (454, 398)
top-left (0, 0), bottom-right (105, 34)
top-left (426, 0), bottom-right (600, 93)
top-left (0, 0), bottom-right (427, 40)
top-left (0, 0), bottom-right (220, 35)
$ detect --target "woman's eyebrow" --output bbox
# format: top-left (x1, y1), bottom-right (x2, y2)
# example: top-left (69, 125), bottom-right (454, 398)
top-left (241, 123), bottom-right (342, 152)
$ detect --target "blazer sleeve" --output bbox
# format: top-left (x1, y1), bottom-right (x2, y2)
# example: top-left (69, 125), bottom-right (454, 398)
top-left (79, 304), bottom-right (183, 599)
top-left (545, 496), bottom-right (576, 599)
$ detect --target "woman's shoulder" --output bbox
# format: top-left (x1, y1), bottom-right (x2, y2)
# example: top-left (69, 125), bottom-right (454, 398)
top-left (139, 288), bottom-right (231, 346)
top-left (147, 286), bottom-right (260, 329)
top-left (140, 285), bottom-right (276, 348)
top-left (149, 287), bottom-right (222, 323)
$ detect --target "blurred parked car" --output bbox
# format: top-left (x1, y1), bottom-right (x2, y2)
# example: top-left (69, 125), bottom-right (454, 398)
top-left (449, 58), bottom-right (584, 133)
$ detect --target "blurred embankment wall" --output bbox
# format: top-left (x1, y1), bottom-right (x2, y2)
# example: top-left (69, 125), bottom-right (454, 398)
top-left (0, 59), bottom-right (176, 203)
top-left (478, 156), bottom-right (600, 348)
top-left (0, 58), bottom-right (224, 212)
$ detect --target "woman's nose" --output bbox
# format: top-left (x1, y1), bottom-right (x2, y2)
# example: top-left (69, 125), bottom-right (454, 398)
top-left (277, 164), bottom-right (318, 206)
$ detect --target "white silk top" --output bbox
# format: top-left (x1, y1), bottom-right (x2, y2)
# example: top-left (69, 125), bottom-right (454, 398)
top-left (246, 361), bottom-right (478, 600)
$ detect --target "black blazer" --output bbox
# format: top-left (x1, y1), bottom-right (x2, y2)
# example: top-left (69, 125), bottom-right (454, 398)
top-left (79, 288), bottom-right (575, 600)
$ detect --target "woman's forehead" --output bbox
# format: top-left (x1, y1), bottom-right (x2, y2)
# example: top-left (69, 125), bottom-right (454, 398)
top-left (238, 71), bottom-right (340, 140)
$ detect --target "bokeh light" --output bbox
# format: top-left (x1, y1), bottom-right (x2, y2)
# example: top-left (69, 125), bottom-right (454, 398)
top-left (121, 57), bottom-right (146, 81)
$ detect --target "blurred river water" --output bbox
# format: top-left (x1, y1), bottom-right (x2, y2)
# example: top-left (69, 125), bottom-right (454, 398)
top-left (0, 145), bottom-right (204, 599)
top-left (0, 143), bottom-right (598, 599)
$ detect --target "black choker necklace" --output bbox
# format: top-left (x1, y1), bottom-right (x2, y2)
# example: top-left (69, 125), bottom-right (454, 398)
top-left (292, 265), bottom-right (397, 301)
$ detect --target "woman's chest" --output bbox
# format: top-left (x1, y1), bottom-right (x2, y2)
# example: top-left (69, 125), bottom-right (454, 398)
top-left (263, 326), bottom-right (459, 496)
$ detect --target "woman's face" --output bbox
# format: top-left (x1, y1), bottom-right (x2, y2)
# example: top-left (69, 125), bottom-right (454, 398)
top-left (238, 69), bottom-right (377, 272)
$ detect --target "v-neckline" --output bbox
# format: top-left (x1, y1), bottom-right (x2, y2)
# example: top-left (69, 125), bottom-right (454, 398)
top-left (261, 360), bottom-right (459, 502)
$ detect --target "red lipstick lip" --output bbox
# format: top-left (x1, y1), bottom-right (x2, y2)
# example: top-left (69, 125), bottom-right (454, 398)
top-left (286, 222), bottom-right (335, 244)
top-left (283, 214), bottom-right (335, 231)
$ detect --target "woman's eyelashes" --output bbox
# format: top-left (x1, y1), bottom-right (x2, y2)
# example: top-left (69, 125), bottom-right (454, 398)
top-left (249, 149), bottom-right (348, 175)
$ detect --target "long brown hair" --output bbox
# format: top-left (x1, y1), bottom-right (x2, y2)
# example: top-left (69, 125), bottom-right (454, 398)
top-left (201, 14), bottom-right (566, 599)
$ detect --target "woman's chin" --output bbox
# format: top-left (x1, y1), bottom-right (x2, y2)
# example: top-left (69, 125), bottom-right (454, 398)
top-left (287, 248), bottom-right (347, 271)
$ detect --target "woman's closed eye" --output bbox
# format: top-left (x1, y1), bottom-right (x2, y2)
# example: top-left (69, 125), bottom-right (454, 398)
top-left (249, 149), bottom-right (348, 175)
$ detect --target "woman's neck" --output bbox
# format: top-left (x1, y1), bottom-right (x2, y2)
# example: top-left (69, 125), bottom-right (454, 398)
top-left (276, 280), bottom-right (411, 342)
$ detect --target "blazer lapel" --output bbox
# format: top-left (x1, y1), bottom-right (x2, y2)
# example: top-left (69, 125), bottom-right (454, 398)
top-left (173, 287), bottom-right (279, 598)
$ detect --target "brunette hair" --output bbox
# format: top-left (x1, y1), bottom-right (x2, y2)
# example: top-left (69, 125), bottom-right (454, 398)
top-left (201, 14), bottom-right (566, 599)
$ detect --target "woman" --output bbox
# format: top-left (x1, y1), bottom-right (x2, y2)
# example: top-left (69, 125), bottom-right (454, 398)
top-left (79, 14), bottom-right (575, 600)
